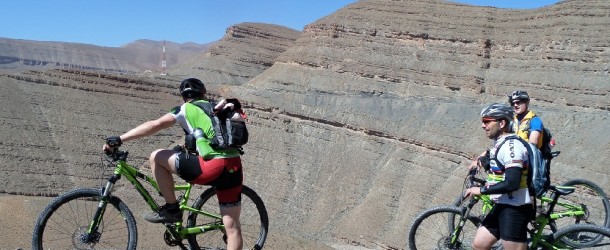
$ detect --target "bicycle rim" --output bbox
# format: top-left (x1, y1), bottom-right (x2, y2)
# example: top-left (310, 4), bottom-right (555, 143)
top-left (557, 179), bottom-right (610, 227)
top-left (553, 179), bottom-right (610, 246)
top-left (187, 185), bottom-right (268, 250)
top-left (32, 188), bottom-right (137, 250)
top-left (408, 205), bottom-right (478, 250)
top-left (550, 224), bottom-right (610, 249)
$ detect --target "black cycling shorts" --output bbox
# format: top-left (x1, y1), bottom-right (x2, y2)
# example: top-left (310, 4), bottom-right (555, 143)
top-left (481, 203), bottom-right (534, 242)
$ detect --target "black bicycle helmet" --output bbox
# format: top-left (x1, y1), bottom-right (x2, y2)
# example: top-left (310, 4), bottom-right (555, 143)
top-left (508, 90), bottom-right (529, 103)
top-left (480, 103), bottom-right (514, 122)
top-left (179, 78), bottom-right (206, 99)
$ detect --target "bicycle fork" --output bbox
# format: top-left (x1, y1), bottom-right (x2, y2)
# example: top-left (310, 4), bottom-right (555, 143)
top-left (83, 174), bottom-right (120, 243)
top-left (451, 197), bottom-right (479, 248)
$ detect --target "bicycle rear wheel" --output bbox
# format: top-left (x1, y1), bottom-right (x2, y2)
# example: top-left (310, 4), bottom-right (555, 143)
top-left (408, 205), bottom-right (479, 250)
top-left (556, 179), bottom-right (610, 227)
top-left (32, 188), bottom-right (137, 250)
top-left (550, 223), bottom-right (610, 249)
top-left (186, 185), bottom-right (268, 250)
top-left (550, 179), bottom-right (610, 246)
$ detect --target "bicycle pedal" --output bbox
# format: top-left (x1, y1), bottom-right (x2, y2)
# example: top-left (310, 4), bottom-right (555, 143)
top-left (163, 230), bottom-right (181, 246)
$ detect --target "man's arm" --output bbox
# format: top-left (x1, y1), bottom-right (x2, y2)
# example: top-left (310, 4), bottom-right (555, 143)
top-left (120, 113), bottom-right (176, 143)
top-left (480, 167), bottom-right (522, 194)
top-left (529, 130), bottom-right (541, 145)
top-left (529, 116), bottom-right (543, 146)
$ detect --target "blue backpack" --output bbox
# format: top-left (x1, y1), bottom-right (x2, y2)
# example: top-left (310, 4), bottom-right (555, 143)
top-left (493, 135), bottom-right (551, 198)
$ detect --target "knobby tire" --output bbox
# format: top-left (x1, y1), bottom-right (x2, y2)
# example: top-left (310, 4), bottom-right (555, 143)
top-left (552, 179), bottom-right (610, 247)
top-left (186, 185), bottom-right (268, 250)
top-left (408, 205), bottom-right (479, 250)
top-left (558, 179), bottom-right (610, 227)
top-left (31, 188), bottom-right (137, 250)
top-left (550, 223), bottom-right (610, 249)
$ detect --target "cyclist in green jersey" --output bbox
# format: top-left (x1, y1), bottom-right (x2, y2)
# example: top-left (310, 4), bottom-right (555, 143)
top-left (103, 78), bottom-right (244, 249)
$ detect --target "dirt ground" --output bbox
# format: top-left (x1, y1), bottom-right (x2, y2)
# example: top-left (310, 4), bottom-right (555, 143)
top-left (1, 194), bottom-right (363, 250)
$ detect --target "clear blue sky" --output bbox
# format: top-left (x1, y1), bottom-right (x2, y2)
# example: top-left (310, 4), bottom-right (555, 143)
top-left (0, 0), bottom-right (560, 47)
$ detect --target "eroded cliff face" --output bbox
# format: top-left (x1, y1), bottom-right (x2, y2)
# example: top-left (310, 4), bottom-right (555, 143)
top-left (1, 0), bottom-right (609, 249)
top-left (0, 70), bottom-right (183, 195)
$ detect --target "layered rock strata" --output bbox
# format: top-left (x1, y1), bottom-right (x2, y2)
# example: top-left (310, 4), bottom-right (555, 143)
top-left (1, 0), bottom-right (609, 249)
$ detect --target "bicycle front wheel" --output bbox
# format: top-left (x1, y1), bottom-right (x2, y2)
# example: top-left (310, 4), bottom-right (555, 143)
top-left (186, 185), bottom-right (268, 250)
top-left (32, 188), bottom-right (137, 250)
top-left (408, 205), bottom-right (480, 250)
top-left (549, 223), bottom-right (610, 249)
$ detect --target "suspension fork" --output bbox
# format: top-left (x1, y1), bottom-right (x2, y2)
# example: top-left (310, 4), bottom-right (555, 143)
top-left (451, 197), bottom-right (478, 246)
top-left (83, 174), bottom-right (121, 242)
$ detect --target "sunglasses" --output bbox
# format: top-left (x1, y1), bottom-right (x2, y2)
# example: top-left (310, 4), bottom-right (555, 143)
top-left (481, 118), bottom-right (497, 125)
top-left (512, 100), bottom-right (525, 106)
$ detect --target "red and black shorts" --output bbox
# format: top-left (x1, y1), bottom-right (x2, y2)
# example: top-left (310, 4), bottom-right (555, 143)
top-left (174, 152), bottom-right (243, 207)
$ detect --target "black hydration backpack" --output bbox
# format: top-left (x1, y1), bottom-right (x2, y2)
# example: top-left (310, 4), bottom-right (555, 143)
top-left (190, 99), bottom-right (248, 153)
top-left (538, 126), bottom-right (553, 159)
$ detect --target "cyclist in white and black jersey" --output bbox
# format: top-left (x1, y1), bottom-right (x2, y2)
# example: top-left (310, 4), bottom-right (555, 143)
top-left (464, 103), bottom-right (534, 250)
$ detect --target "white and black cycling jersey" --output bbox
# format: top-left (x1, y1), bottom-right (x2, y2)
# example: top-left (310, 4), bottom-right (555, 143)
top-left (488, 134), bottom-right (532, 206)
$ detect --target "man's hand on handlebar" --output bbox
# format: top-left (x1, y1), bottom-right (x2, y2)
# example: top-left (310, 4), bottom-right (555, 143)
top-left (464, 186), bottom-right (482, 198)
top-left (103, 136), bottom-right (122, 155)
top-left (464, 168), bottom-right (488, 198)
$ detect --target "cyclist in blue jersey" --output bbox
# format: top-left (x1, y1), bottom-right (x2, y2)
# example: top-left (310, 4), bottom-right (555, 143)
top-left (509, 90), bottom-right (545, 148)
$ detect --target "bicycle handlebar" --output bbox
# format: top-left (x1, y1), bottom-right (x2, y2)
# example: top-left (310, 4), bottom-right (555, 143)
top-left (104, 147), bottom-right (129, 162)
top-left (466, 168), bottom-right (487, 188)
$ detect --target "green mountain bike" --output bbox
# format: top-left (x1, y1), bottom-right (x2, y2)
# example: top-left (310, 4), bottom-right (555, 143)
top-left (31, 147), bottom-right (269, 249)
top-left (408, 169), bottom-right (610, 249)
top-left (452, 167), bottom-right (610, 246)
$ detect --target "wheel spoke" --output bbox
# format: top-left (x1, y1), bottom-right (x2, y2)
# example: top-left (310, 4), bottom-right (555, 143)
top-left (32, 188), bottom-right (137, 249)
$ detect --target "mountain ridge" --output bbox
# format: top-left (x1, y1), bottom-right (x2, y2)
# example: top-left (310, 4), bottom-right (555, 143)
top-left (0, 37), bottom-right (212, 73)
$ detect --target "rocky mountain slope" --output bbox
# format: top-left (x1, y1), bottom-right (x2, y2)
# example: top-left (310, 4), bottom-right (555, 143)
top-left (170, 22), bottom-right (302, 93)
top-left (1, 0), bottom-right (609, 249)
top-left (0, 38), bottom-right (211, 73)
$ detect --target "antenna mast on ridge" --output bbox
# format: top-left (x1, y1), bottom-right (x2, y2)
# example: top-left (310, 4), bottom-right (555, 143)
top-left (160, 40), bottom-right (167, 75)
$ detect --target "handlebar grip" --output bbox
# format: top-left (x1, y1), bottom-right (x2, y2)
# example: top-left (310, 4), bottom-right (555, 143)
top-left (106, 136), bottom-right (122, 147)
top-left (104, 147), bottom-right (117, 156)
top-left (473, 178), bottom-right (486, 184)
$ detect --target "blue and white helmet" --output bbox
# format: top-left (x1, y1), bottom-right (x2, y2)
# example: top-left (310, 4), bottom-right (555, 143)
top-left (480, 103), bottom-right (514, 121)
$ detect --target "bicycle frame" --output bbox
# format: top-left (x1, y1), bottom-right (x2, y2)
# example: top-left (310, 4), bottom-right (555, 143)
top-left (473, 192), bottom-right (586, 222)
top-left (527, 187), bottom-right (580, 249)
top-left (87, 153), bottom-right (224, 241)
top-left (539, 193), bottom-right (586, 220)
